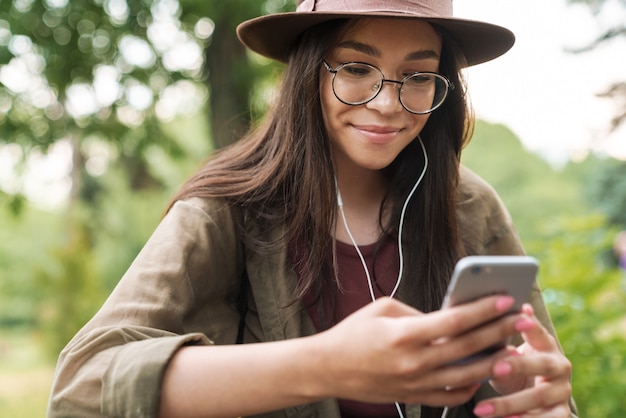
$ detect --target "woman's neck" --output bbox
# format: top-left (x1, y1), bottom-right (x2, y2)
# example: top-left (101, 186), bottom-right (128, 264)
top-left (335, 168), bottom-right (389, 246)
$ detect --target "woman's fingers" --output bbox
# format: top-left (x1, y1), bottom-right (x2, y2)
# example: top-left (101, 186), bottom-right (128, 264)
top-left (321, 297), bottom-right (539, 406)
top-left (374, 296), bottom-right (527, 375)
top-left (495, 351), bottom-right (572, 383)
top-left (402, 295), bottom-right (517, 342)
top-left (517, 304), bottom-right (560, 352)
top-left (401, 353), bottom-right (502, 392)
top-left (473, 379), bottom-right (572, 417)
top-left (494, 306), bottom-right (571, 383)
top-left (475, 306), bottom-right (573, 418)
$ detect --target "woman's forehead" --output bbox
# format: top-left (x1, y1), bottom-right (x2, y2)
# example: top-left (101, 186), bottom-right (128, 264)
top-left (334, 18), bottom-right (442, 57)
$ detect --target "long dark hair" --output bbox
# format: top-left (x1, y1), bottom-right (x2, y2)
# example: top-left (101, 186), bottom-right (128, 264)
top-left (168, 18), bottom-right (472, 313)
top-left (382, 27), bottom-right (471, 312)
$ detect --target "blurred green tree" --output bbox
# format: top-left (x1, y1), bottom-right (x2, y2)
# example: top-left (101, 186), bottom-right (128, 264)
top-left (584, 159), bottom-right (626, 229)
top-left (0, 0), bottom-right (292, 193)
top-left (0, 0), bottom-right (291, 355)
top-left (181, 0), bottom-right (291, 146)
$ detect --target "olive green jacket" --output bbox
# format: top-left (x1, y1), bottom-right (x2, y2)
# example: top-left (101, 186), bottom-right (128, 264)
top-left (47, 166), bottom-right (577, 417)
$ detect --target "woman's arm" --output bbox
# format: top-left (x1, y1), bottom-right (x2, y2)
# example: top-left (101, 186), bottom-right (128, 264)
top-left (48, 198), bottom-right (244, 417)
top-left (159, 295), bottom-right (526, 418)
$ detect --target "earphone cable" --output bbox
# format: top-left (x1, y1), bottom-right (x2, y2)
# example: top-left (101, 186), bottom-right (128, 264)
top-left (390, 136), bottom-right (428, 298)
top-left (335, 136), bottom-right (428, 418)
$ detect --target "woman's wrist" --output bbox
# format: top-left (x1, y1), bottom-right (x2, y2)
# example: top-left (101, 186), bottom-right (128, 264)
top-left (287, 332), bottom-right (340, 401)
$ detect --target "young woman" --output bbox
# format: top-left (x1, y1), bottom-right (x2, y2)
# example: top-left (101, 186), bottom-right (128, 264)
top-left (48, 1), bottom-right (576, 417)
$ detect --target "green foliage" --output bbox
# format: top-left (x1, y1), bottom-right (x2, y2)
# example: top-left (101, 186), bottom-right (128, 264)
top-left (461, 121), bottom-right (593, 241)
top-left (35, 204), bottom-right (106, 356)
top-left (0, 0), bottom-right (231, 208)
top-left (0, 189), bottom-right (25, 216)
top-left (33, 151), bottom-right (202, 355)
top-left (0, 329), bottom-right (54, 418)
top-left (0, 202), bottom-right (64, 328)
top-left (88, 168), bottom-right (168, 291)
top-left (0, 0), bottom-right (220, 356)
top-left (0, 114), bottom-right (209, 356)
top-left (528, 215), bottom-right (626, 418)
top-left (463, 121), bottom-right (626, 416)
top-left (0, 0), bottom-right (200, 151)
top-left (584, 159), bottom-right (626, 228)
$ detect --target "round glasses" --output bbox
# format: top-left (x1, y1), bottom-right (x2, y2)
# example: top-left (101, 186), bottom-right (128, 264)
top-left (323, 60), bottom-right (454, 115)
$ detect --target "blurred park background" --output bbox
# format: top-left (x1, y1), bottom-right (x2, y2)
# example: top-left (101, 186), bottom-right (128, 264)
top-left (1, 0), bottom-right (625, 416)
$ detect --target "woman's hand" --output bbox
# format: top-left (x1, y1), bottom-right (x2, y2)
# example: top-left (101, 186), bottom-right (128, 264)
top-left (472, 304), bottom-right (573, 418)
top-left (313, 295), bottom-right (525, 407)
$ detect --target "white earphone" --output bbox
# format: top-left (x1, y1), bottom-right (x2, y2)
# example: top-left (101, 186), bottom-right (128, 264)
top-left (336, 135), bottom-right (428, 301)
top-left (336, 135), bottom-right (435, 418)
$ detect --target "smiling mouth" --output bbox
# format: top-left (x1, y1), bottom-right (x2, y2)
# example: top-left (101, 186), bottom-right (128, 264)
top-left (353, 125), bottom-right (402, 144)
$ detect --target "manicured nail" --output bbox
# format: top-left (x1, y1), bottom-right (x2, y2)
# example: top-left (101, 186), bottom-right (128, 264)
top-left (523, 303), bottom-right (535, 316)
top-left (495, 296), bottom-right (514, 312)
top-left (473, 403), bottom-right (495, 417)
top-left (494, 361), bottom-right (512, 377)
top-left (515, 318), bottom-right (535, 332)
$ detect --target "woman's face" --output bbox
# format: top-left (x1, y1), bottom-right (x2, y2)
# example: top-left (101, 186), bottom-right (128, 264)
top-left (321, 18), bottom-right (442, 175)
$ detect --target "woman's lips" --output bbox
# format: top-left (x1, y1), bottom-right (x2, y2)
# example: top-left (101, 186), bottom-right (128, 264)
top-left (352, 124), bottom-right (402, 144)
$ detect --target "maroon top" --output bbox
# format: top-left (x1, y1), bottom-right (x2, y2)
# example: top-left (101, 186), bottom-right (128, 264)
top-left (304, 236), bottom-right (404, 418)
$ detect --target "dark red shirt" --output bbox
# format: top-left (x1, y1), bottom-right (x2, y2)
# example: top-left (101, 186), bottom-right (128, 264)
top-left (304, 236), bottom-right (403, 418)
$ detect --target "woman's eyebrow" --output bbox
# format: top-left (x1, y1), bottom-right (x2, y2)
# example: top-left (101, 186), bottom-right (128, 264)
top-left (405, 49), bottom-right (440, 61)
top-left (336, 40), bottom-right (440, 61)
top-left (336, 40), bottom-right (380, 57)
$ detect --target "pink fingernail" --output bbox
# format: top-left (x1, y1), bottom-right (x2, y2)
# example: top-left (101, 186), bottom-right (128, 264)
top-left (494, 362), bottom-right (512, 377)
top-left (473, 403), bottom-right (495, 417)
top-left (495, 296), bottom-right (514, 312)
top-left (515, 318), bottom-right (535, 332)
top-left (523, 303), bottom-right (535, 316)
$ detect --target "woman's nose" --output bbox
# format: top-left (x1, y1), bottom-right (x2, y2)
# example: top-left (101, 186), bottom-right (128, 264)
top-left (365, 81), bottom-right (403, 114)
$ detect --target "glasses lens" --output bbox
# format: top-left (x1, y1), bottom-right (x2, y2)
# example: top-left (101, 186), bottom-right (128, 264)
top-left (329, 62), bottom-right (450, 114)
top-left (332, 63), bottom-right (382, 105)
top-left (400, 74), bottom-right (449, 114)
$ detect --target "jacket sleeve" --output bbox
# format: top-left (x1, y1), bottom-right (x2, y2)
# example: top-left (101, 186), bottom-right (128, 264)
top-left (454, 166), bottom-right (578, 417)
top-left (47, 198), bottom-right (245, 418)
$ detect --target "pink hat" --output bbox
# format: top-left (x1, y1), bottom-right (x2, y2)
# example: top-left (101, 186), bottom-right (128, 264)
top-left (237, 0), bottom-right (515, 67)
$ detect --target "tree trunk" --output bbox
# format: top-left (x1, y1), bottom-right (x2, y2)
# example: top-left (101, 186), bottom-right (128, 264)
top-left (205, 20), bottom-right (253, 148)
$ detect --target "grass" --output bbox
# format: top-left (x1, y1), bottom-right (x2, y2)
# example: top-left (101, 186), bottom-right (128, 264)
top-left (0, 328), bottom-right (55, 418)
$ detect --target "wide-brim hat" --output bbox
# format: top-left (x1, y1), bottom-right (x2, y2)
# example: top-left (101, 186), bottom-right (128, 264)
top-left (237, 0), bottom-right (515, 67)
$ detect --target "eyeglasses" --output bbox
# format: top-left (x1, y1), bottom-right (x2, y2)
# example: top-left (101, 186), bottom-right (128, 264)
top-left (322, 60), bottom-right (454, 115)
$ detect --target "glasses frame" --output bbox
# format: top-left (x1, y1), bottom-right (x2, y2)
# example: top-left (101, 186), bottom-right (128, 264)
top-left (322, 60), bottom-right (455, 115)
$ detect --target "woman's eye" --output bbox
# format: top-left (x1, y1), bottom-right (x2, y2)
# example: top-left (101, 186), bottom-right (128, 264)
top-left (342, 64), bottom-right (374, 77)
top-left (406, 74), bottom-right (433, 85)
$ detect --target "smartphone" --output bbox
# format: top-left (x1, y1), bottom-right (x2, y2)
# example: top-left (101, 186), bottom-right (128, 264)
top-left (441, 255), bottom-right (538, 364)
